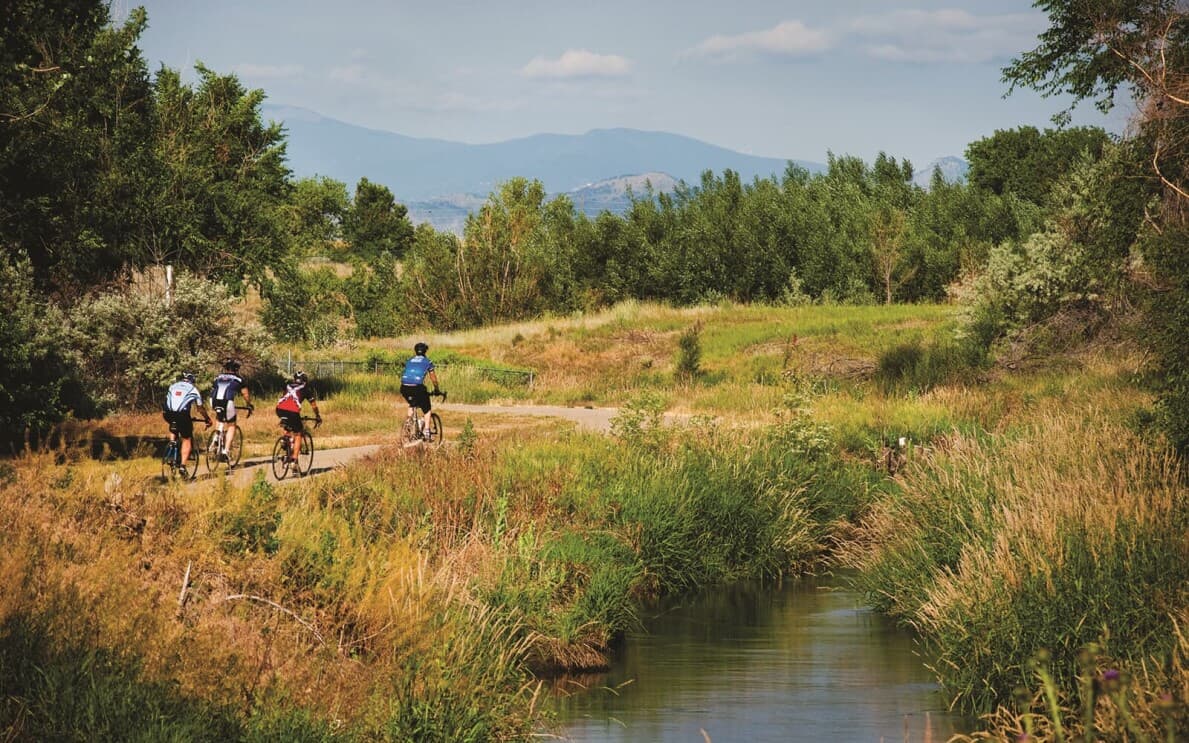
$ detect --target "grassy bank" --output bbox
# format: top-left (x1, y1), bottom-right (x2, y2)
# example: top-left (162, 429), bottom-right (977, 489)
top-left (0, 399), bottom-right (874, 739)
top-left (1, 300), bottom-right (1185, 740)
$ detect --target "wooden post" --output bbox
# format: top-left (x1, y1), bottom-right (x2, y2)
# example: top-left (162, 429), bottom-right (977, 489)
top-left (165, 264), bottom-right (174, 307)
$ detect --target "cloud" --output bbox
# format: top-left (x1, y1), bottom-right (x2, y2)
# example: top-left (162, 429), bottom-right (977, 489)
top-left (521, 49), bottom-right (631, 79)
top-left (328, 64), bottom-right (368, 84)
top-left (231, 63), bottom-right (303, 79)
top-left (687, 20), bottom-right (832, 60)
top-left (848, 9), bottom-right (1044, 63)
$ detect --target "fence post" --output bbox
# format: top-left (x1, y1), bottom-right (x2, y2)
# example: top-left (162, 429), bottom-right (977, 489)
top-left (287, 349), bottom-right (292, 376)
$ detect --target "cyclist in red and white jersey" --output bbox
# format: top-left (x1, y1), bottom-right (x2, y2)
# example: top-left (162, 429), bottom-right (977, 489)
top-left (274, 370), bottom-right (321, 462)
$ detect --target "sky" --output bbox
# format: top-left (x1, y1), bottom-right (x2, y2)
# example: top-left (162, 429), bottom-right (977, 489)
top-left (124, 0), bottom-right (1132, 167)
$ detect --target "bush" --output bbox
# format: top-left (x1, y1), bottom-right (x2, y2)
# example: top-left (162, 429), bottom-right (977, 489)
top-left (674, 322), bottom-right (703, 381)
top-left (216, 474), bottom-right (282, 555)
top-left (0, 254), bottom-right (90, 446)
top-left (877, 339), bottom-right (985, 392)
top-left (70, 272), bottom-right (271, 409)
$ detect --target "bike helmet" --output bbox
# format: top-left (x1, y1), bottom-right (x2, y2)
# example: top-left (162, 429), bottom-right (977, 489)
top-left (293, 370), bottom-right (308, 383)
top-left (181, 372), bottom-right (196, 384)
top-left (414, 342), bottom-right (429, 355)
top-left (223, 357), bottom-right (240, 372)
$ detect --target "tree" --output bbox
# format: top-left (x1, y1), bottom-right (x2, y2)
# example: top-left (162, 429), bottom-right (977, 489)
top-left (870, 208), bottom-right (912, 304)
top-left (149, 64), bottom-right (291, 288)
top-left (1004, 0), bottom-right (1189, 453)
top-left (343, 178), bottom-right (414, 260)
top-left (0, 2), bottom-right (157, 294)
top-left (966, 126), bottom-right (1111, 205)
top-left (285, 176), bottom-right (349, 257)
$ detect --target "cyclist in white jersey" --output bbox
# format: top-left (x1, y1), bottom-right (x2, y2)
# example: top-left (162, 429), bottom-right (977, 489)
top-left (163, 372), bottom-right (211, 465)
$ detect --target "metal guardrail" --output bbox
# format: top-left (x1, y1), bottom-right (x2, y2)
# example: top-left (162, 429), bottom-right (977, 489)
top-left (276, 358), bottom-right (535, 387)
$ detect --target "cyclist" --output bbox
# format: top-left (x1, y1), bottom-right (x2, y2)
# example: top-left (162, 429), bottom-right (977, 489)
top-left (163, 372), bottom-right (211, 466)
top-left (275, 369), bottom-right (321, 462)
top-left (210, 357), bottom-right (253, 461)
top-left (400, 342), bottom-right (441, 440)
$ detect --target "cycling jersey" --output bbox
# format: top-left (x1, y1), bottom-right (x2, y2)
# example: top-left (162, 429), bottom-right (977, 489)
top-left (275, 380), bottom-right (316, 414)
top-left (401, 355), bottom-right (435, 385)
top-left (211, 372), bottom-right (245, 402)
top-left (164, 381), bottom-right (202, 413)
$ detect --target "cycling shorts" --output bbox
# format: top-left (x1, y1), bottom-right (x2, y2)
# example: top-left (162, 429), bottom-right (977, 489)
top-left (400, 384), bottom-right (431, 414)
top-left (162, 410), bottom-right (194, 439)
top-left (276, 409), bottom-right (304, 433)
top-left (213, 399), bottom-right (238, 423)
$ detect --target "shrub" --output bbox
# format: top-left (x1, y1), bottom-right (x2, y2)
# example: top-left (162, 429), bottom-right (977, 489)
top-left (876, 339), bottom-right (985, 392)
top-left (674, 322), bottom-right (703, 381)
top-left (0, 254), bottom-right (89, 445)
top-left (69, 272), bottom-right (271, 409)
top-left (216, 474), bottom-right (282, 555)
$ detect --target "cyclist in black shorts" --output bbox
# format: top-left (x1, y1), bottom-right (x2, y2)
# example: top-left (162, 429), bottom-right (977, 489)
top-left (274, 370), bottom-right (321, 461)
top-left (163, 371), bottom-right (211, 465)
top-left (400, 342), bottom-right (441, 439)
top-left (210, 357), bottom-right (253, 460)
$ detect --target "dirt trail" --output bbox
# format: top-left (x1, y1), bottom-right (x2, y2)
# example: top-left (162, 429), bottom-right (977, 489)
top-left (442, 402), bottom-right (621, 433)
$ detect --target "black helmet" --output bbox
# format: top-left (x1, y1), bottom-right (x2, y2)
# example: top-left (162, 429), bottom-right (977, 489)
top-left (223, 357), bottom-right (240, 372)
top-left (181, 372), bottom-right (196, 384)
top-left (414, 342), bottom-right (429, 355)
top-left (293, 370), bottom-right (308, 383)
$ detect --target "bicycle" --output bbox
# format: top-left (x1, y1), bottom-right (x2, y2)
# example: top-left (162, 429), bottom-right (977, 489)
top-left (271, 416), bottom-right (319, 480)
top-left (162, 417), bottom-right (205, 481)
top-left (206, 404), bottom-right (252, 474)
top-left (401, 391), bottom-right (446, 448)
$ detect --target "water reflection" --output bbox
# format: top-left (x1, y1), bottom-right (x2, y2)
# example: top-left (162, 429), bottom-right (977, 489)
top-left (549, 574), bottom-right (970, 742)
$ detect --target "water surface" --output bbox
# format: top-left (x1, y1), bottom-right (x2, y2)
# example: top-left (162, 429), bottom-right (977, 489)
top-left (549, 574), bottom-right (969, 742)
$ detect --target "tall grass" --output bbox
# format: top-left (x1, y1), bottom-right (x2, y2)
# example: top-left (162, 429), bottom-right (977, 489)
top-left (840, 414), bottom-right (1188, 728)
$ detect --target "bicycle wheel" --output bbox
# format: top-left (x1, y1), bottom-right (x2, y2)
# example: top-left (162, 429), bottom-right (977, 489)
top-left (271, 437), bottom-right (290, 480)
top-left (162, 441), bottom-right (178, 480)
top-left (206, 430), bottom-right (224, 474)
top-left (226, 426), bottom-right (243, 469)
top-left (181, 433), bottom-right (202, 480)
top-left (401, 416), bottom-right (419, 445)
top-left (297, 431), bottom-right (314, 476)
top-left (427, 412), bottom-right (444, 448)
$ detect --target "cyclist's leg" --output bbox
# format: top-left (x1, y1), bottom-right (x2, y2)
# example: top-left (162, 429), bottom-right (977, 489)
top-left (174, 411), bottom-right (195, 462)
top-left (416, 386), bottom-right (432, 437)
top-left (279, 411), bottom-right (302, 461)
top-left (222, 400), bottom-right (237, 455)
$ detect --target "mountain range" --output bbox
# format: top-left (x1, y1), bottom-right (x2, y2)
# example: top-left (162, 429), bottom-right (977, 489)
top-left (264, 104), bottom-right (966, 232)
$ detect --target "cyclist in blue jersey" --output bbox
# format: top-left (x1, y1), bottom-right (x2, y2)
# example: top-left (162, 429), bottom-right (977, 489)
top-left (400, 342), bottom-right (440, 439)
top-left (163, 372), bottom-right (211, 466)
top-left (210, 358), bottom-right (253, 460)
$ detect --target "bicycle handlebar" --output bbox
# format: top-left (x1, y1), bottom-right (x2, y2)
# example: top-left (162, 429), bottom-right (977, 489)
top-left (430, 390), bottom-right (448, 402)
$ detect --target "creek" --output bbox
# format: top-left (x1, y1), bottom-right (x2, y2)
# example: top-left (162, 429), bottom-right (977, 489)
top-left (548, 573), bottom-right (972, 742)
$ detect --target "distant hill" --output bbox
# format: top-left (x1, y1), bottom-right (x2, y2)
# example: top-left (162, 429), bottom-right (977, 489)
top-left (914, 156), bottom-right (969, 188)
top-left (265, 104), bottom-right (821, 203)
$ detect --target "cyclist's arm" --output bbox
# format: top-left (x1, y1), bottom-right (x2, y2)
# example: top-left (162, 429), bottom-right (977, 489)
top-left (194, 401), bottom-right (212, 425)
top-left (427, 369), bottom-right (440, 391)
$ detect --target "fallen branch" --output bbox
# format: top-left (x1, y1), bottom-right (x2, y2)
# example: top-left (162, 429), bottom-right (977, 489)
top-left (222, 594), bottom-right (326, 646)
top-left (176, 561), bottom-right (192, 615)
